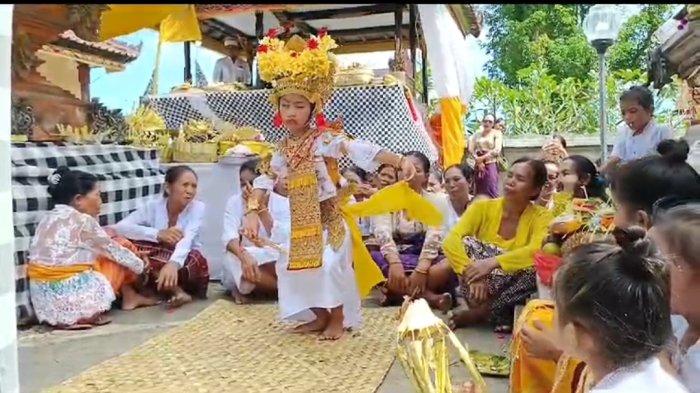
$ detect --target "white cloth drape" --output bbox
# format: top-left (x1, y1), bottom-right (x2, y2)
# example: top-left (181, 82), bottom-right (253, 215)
top-left (417, 4), bottom-right (475, 103)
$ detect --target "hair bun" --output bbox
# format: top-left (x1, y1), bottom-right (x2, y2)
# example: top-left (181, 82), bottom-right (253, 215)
top-left (657, 139), bottom-right (689, 164)
top-left (613, 226), bottom-right (663, 280)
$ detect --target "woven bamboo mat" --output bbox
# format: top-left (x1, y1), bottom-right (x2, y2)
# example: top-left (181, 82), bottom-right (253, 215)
top-left (46, 301), bottom-right (398, 393)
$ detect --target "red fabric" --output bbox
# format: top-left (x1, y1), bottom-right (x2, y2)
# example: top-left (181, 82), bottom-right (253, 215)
top-left (131, 240), bottom-right (210, 299)
top-left (533, 251), bottom-right (563, 287)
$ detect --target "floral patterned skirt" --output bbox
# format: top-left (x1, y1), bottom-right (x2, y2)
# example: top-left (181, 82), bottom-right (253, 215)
top-left (460, 236), bottom-right (537, 327)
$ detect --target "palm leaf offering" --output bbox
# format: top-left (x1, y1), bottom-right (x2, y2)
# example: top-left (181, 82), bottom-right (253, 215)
top-left (397, 298), bottom-right (487, 393)
top-left (468, 351), bottom-right (510, 377)
top-left (125, 105), bottom-right (170, 149)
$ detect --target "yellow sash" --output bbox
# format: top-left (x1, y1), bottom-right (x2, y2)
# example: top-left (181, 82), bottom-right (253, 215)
top-left (342, 181), bottom-right (443, 297)
top-left (27, 263), bottom-right (93, 282)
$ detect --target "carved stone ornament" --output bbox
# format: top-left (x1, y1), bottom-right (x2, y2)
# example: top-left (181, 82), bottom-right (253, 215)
top-left (12, 32), bottom-right (41, 79)
top-left (11, 99), bottom-right (35, 136)
top-left (67, 4), bottom-right (110, 42)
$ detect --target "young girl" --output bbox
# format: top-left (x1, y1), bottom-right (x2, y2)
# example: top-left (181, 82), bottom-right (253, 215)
top-left (241, 31), bottom-right (435, 340)
top-left (553, 227), bottom-right (687, 392)
top-left (112, 165), bottom-right (209, 306)
top-left (28, 167), bottom-right (150, 329)
top-left (652, 203), bottom-right (700, 392)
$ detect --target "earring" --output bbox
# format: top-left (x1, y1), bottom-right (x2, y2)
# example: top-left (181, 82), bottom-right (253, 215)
top-left (273, 112), bottom-right (283, 128)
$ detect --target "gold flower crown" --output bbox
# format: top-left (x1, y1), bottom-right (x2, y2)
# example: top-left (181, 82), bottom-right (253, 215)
top-left (257, 28), bottom-right (339, 115)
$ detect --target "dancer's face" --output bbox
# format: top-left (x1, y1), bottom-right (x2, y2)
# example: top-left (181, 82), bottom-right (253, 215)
top-left (279, 94), bottom-right (312, 134)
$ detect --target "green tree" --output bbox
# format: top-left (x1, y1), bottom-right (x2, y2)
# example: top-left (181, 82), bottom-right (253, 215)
top-left (483, 4), bottom-right (596, 85)
top-left (483, 4), bottom-right (677, 85)
top-left (607, 4), bottom-right (676, 72)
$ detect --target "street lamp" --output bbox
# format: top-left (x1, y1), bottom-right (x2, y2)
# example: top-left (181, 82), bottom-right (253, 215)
top-left (584, 4), bottom-right (623, 163)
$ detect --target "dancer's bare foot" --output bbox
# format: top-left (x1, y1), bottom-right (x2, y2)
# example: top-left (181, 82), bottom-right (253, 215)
top-left (167, 287), bottom-right (192, 309)
top-left (293, 315), bottom-right (329, 334)
top-left (319, 307), bottom-right (344, 341)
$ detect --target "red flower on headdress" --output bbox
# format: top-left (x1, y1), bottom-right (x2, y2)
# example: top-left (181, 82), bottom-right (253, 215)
top-left (266, 28), bottom-right (279, 39)
top-left (307, 38), bottom-right (319, 50)
top-left (318, 27), bottom-right (328, 38)
top-left (257, 44), bottom-right (269, 53)
top-left (273, 112), bottom-right (283, 128)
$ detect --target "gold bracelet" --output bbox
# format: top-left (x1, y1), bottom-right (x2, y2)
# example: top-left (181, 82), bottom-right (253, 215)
top-left (414, 267), bottom-right (429, 275)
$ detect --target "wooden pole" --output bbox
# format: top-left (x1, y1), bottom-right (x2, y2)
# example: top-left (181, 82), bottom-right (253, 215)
top-left (184, 41), bottom-right (192, 83)
top-left (254, 11), bottom-right (264, 88)
top-left (394, 4), bottom-right (403, 71)
top-left (409, 4), bottom-right (417, 80)
top-left (421, 43), bottom-right (429, 104)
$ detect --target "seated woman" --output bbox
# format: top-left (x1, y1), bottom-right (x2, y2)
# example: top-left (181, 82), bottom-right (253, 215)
top-left (536, 160), bottom-right (560, 210)
top-left (342, 165), bottom-right (376, 237)
top-left (371, 151), bottom-right (454, 311)
top-left (443, 163), bottom-right (475, 228)
top-left (538, 155), bottom-right (607, 215)
top-left (375, 163), bottom-right (399, 189)
top-left (511, 142), bottom-right (699, 393)
top-left (112, 165), bottom-right (209, 307)
top-left (553, 228), bottom-right (687, 393)
top-left (442, 158), bottom-right (553, 332)
top-left (28, 167), bottom-right (152, 329)
top-left (221, 161), bottom-right (288, 303)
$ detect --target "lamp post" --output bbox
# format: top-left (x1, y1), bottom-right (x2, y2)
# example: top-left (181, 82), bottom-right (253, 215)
top-left (584, 4), bottom-right (623, 163)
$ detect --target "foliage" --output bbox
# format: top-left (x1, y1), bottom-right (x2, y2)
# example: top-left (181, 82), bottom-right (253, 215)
top-left (467, 64), bottom-right (684, 136)
top-left (483, 4), bottom-right (597, 85)
top-left (465, 4), bottom-right (684, 136)
top-left (483, 4), bottom-right (676, 86)
top-left (607, 4), bottom-right (676, 72)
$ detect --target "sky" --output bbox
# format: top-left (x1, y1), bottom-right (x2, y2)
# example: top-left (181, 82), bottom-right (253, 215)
top-left (91, 4), bottom-right (644, 115)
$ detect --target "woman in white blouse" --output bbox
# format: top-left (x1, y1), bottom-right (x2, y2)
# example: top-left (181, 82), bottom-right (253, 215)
top-left (221, 161), bottom-right (289, 303)
top-left (112, 165), bottom-right (209, 307)
top-left (443, 163), bottom-right (475, 228)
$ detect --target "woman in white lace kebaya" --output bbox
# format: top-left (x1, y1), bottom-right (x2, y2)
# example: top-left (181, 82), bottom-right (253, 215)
top-left (28, 167), bottom-right (151, 328)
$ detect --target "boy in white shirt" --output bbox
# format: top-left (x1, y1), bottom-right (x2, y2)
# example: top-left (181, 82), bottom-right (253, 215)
top-left (602, 85), bottom-right (674, 174)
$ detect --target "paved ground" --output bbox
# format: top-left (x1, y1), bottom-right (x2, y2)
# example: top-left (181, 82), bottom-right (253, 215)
top-left (18, 283), bottom-right (509, 393)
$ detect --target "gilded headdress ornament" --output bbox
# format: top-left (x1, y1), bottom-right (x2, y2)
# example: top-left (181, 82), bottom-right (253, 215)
top-left (256, 28), bottom-right (339, 127)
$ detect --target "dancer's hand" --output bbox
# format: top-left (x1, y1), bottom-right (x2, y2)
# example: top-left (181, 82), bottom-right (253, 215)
top-left (157, 227), bottom-right (183, 247)
top-left (521, 320), bottom-right (562, 361)
top-left (157, 261), bottom-right (179, 291)
top-left (464, 258), bottom-right (498, 283)
top-left (400, 156), bottom-right (416, 182)
top-left (241, 212), bottom-right (260, 241)
top-left (241, 253), bottom-right (261, 283)
top-left (469, 279), bottom-right (488, 304)
top-left (387, 262), bottom-right (407, 294)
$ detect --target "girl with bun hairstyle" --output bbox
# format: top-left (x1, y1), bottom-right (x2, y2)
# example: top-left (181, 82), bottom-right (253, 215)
top-left (652, 203), bottom-right (700, 392)
top-left (554, 226), bottom-right (687, 392)
top-left (611, 139), bottom-right (700, 229)
top-left (28, 167), bottom-right (155, 329)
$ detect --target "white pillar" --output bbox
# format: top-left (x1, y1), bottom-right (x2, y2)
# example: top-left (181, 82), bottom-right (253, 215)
top-left (0, 4), bottom-right (19, 393)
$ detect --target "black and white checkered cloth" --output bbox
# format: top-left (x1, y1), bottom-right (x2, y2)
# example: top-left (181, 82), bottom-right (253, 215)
top-left (11, 142), bottom-right (164, 324)
top-left (146, 84), bottom-right (438, 163)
